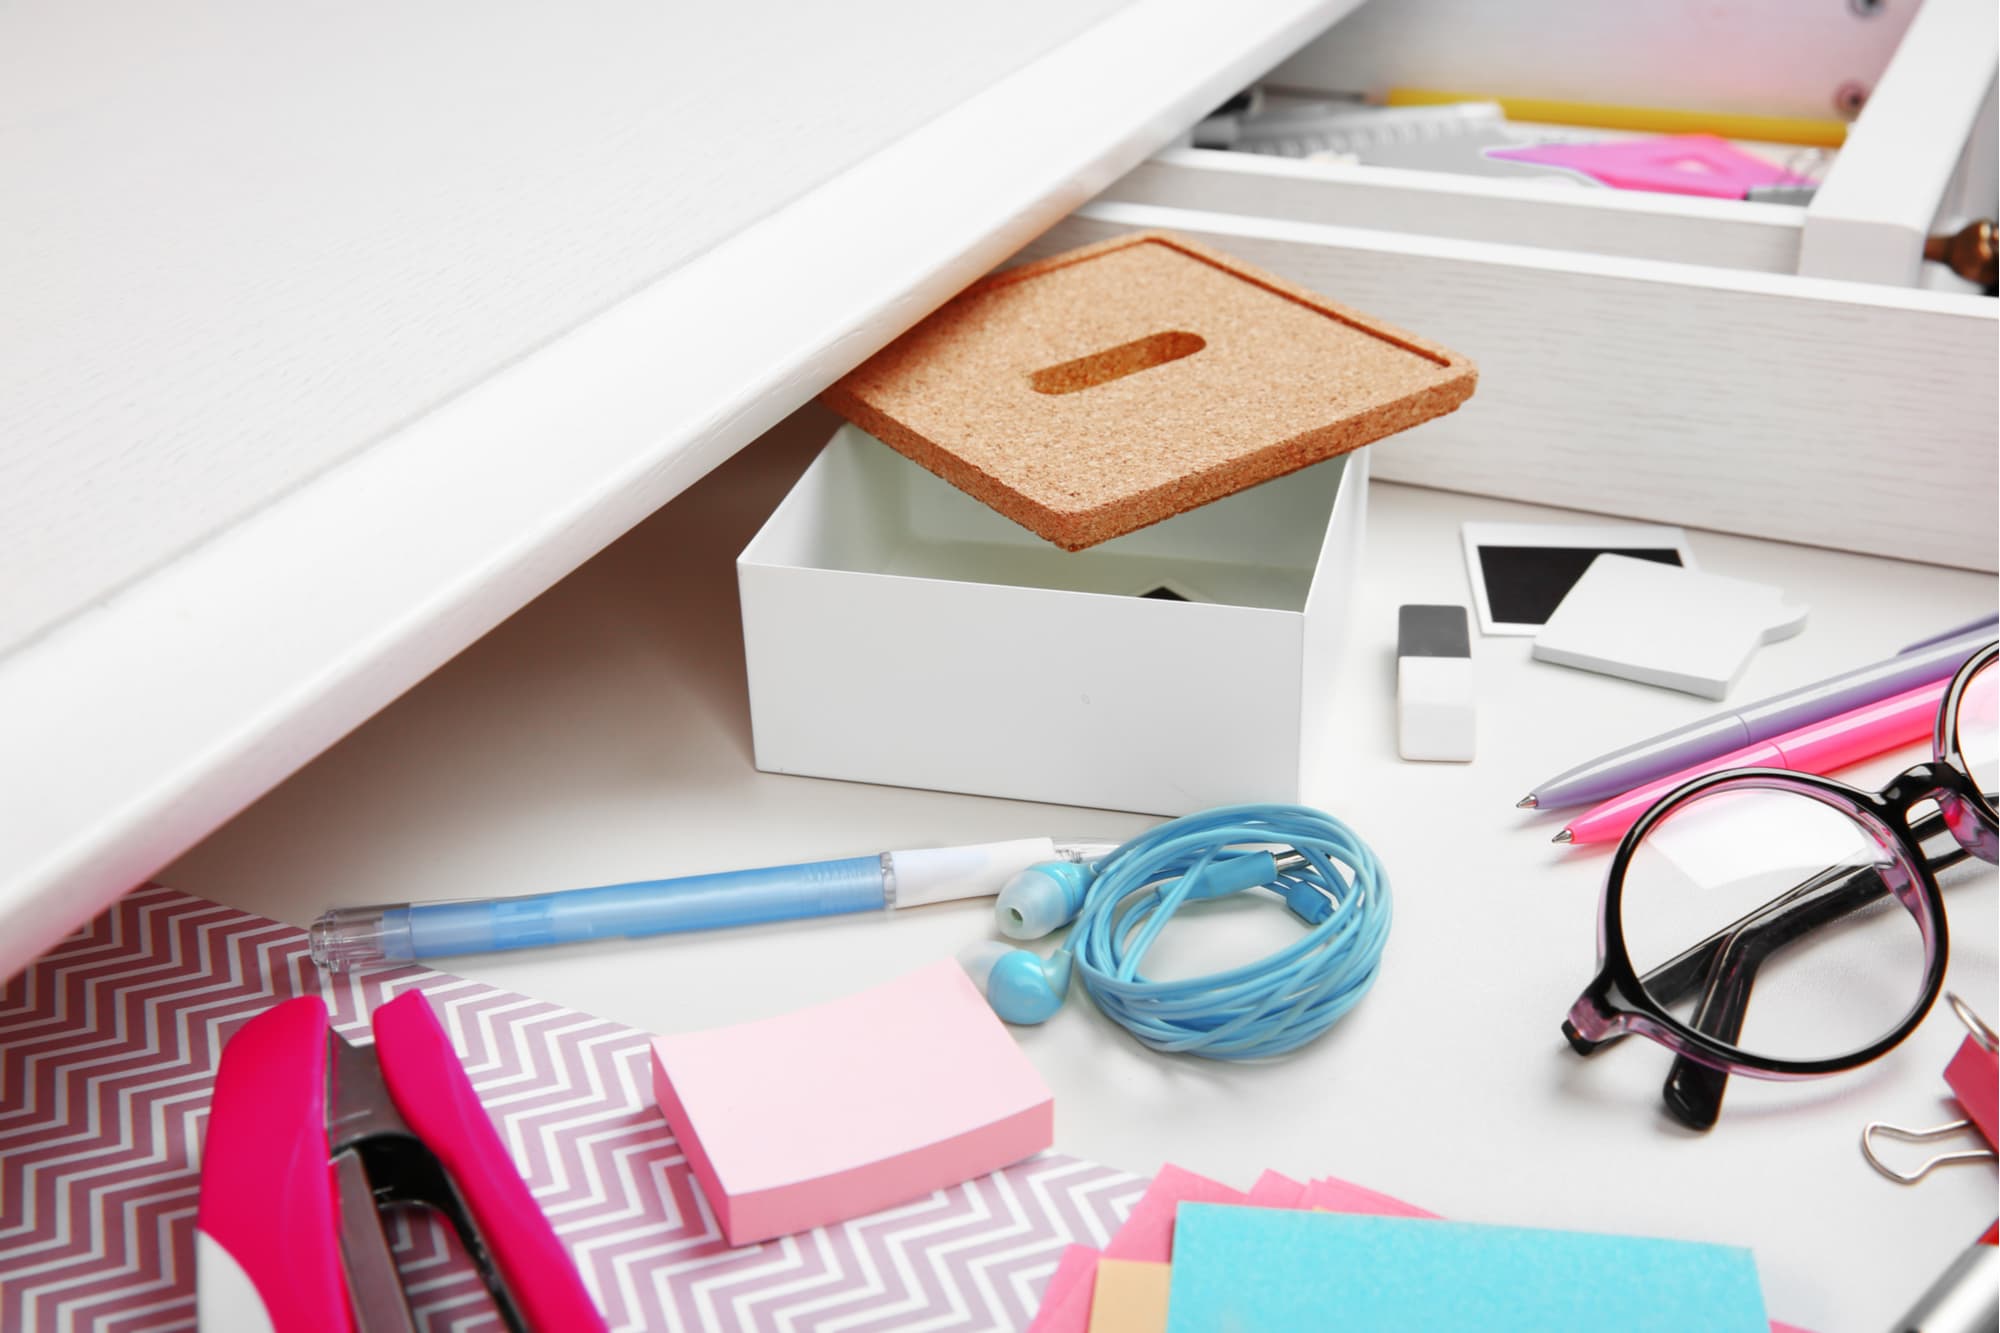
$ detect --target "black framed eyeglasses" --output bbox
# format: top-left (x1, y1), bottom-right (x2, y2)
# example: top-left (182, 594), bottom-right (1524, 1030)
top-left (1563, 642), bottom-right (1999, 1130)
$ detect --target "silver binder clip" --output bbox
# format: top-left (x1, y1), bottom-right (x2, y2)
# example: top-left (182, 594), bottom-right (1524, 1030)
top-left (1860, 994), bottom-right (1999, 1184)
top-left (1860, 1119), bottom-right (1994, 1185)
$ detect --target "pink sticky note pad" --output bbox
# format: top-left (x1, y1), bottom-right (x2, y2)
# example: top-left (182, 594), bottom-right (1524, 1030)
top-left (650, 958), bottom-right (1053, 1246)
top-left (1103, 1164), bottom-right (1249, 1262)
top-left (1488, 135), bottom-right (1813, 199)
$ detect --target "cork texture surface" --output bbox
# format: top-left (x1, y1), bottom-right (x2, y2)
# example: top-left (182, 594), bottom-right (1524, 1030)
top-left (823, 230), bottom-right (1478, 550)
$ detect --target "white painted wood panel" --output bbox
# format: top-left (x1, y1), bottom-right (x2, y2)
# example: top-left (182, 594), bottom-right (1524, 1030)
top-left (1267, 0), bottom-right (1919, 122)
top-left (1028, 202), bottom-right (1998, 571)
top-left (1105, 148), bottom-right (1808, 272)
top-left (0, 0), bottom-right (1134, 657)
top-left (1800, 0), bottom-right (1999, 285)
top-left (0, 0), bottom-right (1360, 979)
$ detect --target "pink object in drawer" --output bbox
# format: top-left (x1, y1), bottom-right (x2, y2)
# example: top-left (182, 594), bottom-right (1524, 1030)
top-left (1488, 135), bottom-right (1815, 199)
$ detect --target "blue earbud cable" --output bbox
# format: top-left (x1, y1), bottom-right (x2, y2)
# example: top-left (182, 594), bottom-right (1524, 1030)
top-left (1063, 804), bottom-right (1390, 1059)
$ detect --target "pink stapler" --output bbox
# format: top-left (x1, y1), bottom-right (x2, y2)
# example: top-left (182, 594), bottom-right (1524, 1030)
top-left (196, 991), bottom-right (607, 1332)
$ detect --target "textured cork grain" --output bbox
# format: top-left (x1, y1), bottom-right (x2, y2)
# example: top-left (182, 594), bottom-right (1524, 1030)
top-left (823, 231), bottom-right (1478, 550)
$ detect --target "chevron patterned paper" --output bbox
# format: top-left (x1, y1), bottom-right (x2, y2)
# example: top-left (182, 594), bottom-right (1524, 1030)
top-left (0, 886), bottom-right (1143, 1332)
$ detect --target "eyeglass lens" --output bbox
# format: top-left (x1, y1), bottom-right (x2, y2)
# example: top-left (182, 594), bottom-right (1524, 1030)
top-left (1950, 656), bottom-right (1997, 804)
top-left (1619, 784), bottom-right (1929, 1064)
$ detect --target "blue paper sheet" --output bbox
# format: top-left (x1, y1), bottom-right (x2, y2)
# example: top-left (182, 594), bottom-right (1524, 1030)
top-left (1165, 1205), bottom-right (1769, 1333)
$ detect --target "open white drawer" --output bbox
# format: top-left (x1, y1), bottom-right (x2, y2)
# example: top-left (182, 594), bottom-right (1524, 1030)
top-left (1116, 0), bottom-right (1998, 290)
top-left (1048, 0), bottom-right (1998, 571)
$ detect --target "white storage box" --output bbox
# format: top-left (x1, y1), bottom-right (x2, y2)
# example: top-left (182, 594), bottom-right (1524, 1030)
top-left (738, 424), bottom-right (1367, 815)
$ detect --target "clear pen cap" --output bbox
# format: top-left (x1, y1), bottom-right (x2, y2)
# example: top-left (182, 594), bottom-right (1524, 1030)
top-left (309, 904), bottom-right (417, 972)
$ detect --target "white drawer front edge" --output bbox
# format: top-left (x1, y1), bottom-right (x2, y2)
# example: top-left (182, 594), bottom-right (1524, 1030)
top-left (1106, 148), bottom-right (1811, 274)
top-left (0, 0), bottom-right (1363, 979)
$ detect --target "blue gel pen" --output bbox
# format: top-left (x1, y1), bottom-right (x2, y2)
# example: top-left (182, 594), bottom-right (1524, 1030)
top-left (307, 837), bottom-right (1111, 971)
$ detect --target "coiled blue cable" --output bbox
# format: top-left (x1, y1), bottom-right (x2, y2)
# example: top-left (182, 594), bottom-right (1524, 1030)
top-left (1064, 804), bottom-right (1390, 1059)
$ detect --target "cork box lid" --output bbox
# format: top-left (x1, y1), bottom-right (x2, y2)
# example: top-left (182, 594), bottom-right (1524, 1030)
top-left (822, 231), bottom-right (1478, 551)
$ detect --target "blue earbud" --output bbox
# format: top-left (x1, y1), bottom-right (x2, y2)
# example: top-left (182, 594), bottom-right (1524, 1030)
top-left (994, 860), bottom-right (1093, 940)
top-left (961, 860), bottom-right (1091, 1024)
top-left (958, 941), bottom-right (1073, 1024)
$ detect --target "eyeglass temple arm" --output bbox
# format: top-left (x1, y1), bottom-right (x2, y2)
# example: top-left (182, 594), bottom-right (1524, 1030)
top-left (1646, 862), bottom-right (1885, 1010)
top-left (1655, 825), bottom-right (1968, 1130)
top-left (1564, 862), bottom-right (1878, 1058)
top-left (1567, 814), bottom-right (1967, 1127)
top-left (1652, 865), bottom-right (1868, 1131)
top-left (1660, 944), bottom-right (1755, 1130)
top-left (1601, 807), bottom-right (1967, 1022)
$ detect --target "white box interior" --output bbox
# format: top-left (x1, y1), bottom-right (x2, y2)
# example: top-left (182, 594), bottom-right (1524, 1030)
top-left (740, 425), bottom-right (1366, 814)
top-left (750, 425), bottom-right (1347, 612)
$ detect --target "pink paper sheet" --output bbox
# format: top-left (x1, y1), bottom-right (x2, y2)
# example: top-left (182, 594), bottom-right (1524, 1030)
top-left (1025, 1244), bottom-right (1105, 1333)
top-left (1022, 1165), bottom-right (1254, 1333)
top-left (1245, 1170), bottom-right (1308, 1208)
top-left (1101, 1164), bottom-right (1249, 1262)
top-left (1304, 1174), bottom-right (1439, 1219)
top-left (1032, 1163), bottom-right (1813, 1333)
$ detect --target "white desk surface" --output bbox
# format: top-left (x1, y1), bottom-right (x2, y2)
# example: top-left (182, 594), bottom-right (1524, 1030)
top-left (0, 0), bottom-right (1127, 657)
top-left (0, 0), bottom-right (1357, 977)
top-left (168, 406), bottom-right (2000, 1333)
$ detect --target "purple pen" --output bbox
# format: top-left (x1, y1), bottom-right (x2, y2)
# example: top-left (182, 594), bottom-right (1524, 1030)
top-left (1902, 613), bottom-right (2000, 654)
top-left (1520, 626), bottom-right (1996, 811)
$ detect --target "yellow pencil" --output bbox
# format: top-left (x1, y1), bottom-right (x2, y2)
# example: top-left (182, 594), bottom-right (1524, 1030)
top-left (1385, 88), bottom-right (1848, 148)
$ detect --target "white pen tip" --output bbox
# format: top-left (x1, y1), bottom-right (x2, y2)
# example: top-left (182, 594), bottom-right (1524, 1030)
top-left (1551, 829), bottom-right (1574, 845)
top-left (1516, 794), bottom-right (1538, 809)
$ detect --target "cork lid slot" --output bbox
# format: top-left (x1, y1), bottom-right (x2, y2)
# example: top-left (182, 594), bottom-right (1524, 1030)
top-left (823, 230), bottom-right (1477, 551)
top-left (1028, 330), bottom-right (1207, 396)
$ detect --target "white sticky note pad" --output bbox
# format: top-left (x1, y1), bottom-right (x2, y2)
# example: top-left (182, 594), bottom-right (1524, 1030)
top-left (1532, 556), bottom-right (1808, 699)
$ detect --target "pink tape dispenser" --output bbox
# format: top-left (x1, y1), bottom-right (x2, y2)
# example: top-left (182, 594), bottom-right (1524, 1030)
top-left (196, 991), bottom-right (607, 1332)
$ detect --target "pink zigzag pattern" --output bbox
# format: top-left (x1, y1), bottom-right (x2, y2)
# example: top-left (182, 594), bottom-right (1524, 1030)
top-left (1, 886), bottom-right (1143, 1331)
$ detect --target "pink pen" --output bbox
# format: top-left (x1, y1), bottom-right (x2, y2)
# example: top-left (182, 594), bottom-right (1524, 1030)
top-left (1555, 677), bottom-right (1949, 846)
